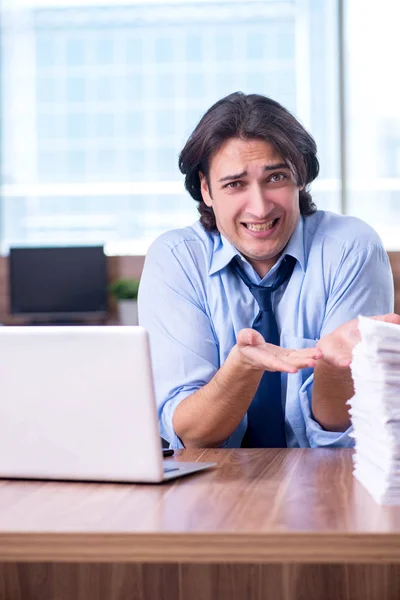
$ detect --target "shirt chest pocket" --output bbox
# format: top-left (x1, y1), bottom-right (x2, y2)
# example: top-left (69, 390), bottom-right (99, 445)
top-left (281, 333), bottom-right (318, 350)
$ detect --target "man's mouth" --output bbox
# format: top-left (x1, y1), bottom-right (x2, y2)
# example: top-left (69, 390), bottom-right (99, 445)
top-left (242, 218), bottom-right (279, 232)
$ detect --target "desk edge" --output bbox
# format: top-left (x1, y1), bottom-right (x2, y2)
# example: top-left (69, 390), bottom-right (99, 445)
top-left (0, 532), bottom-right (399, 564)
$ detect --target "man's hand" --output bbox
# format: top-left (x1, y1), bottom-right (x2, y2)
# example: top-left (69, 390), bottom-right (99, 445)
top-left (316, 313), bottom-right (400, 369)
top-left (236, 328), bottom-right (323, 374)
top-left (174, 327), bottom-right (324, 447)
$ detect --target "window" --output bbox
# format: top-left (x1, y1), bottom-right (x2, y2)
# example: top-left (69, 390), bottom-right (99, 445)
top-left (0, 0), bottom-right (364, 255)
top-left (345, 0), bottom-right (400, 250)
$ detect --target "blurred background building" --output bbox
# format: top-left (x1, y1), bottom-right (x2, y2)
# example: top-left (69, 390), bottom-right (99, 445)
top-left (1, 0), bottom-right (399, 255)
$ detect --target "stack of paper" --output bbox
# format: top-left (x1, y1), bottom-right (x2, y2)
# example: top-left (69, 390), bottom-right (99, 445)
top-left (349, 315), bottom-right (400, 504)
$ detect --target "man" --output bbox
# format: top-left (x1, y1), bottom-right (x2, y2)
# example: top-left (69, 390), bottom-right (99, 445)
top-left (138, 92), bottom-right (399, 449)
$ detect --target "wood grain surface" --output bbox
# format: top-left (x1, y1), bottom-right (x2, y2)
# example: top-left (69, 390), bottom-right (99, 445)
top-left (1, 562), bottom-right (400, 600)
top-left (0, 449), bottom-right (400, 563)
top-left (1, 449), bottom-right (400, 599)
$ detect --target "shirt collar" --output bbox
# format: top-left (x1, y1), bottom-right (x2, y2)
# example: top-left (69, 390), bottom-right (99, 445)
top-left (282, 216), bottom-right (306, 272)
top-left (208, 233), bottom-right (240, 276)
top-left (208, 216), bottom-right (306, 276)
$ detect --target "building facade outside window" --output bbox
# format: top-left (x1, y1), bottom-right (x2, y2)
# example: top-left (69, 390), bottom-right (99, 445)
top-left (1, 0), bottom-right (398, 254)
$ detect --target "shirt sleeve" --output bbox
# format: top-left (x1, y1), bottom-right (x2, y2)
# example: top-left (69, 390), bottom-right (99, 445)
top-left (300, 242), bottom-right (394, 448)
top-left (138, 236), bottom-right (220, 449)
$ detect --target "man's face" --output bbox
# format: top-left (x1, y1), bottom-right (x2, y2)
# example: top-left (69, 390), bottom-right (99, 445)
top-left (200, 137), bottom-right (301, 278)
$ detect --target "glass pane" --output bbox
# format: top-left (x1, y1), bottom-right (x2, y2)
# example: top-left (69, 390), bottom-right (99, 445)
top-left (0, 0), bottom-right (340, 255)
top-left (346, 0), bottom-right (400, 249)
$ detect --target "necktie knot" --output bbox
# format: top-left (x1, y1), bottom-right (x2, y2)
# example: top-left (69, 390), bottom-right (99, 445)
top-left (233, 255), bottom-right (296, 314)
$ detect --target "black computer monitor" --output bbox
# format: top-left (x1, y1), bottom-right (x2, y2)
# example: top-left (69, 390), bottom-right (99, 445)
top-left (9, 246), bottom-right (108, 323)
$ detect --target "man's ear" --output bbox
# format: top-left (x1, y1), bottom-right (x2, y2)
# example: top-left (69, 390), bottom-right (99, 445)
top-left (199, 172), bottom-right (213, 207)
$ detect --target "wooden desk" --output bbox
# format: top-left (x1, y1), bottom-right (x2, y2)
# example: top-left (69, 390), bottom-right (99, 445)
top-left (0, 448), bottom-right (400, 600)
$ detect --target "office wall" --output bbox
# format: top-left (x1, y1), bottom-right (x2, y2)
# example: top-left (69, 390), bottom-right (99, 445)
top-left (0, 253), bottom-right (399, 324)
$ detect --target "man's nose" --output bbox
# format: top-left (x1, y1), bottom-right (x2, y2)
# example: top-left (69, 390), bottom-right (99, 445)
top-left (246, 184), bottom-right (273, 218)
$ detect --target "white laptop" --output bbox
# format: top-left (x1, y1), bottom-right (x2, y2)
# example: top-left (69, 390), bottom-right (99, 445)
top-left (0, 326), bottom-right (215, 483)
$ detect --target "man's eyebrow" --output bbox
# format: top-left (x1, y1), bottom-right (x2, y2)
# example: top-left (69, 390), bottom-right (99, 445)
top-left (218, 163), bottom-right (289, 183)
top-left (218, 171), bottom-right (247, 183)
top-left (264, 162), bottom-right (288, 171)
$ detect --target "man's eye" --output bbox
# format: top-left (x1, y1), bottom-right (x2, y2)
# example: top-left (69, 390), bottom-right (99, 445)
top-left (269, 173), bottom-right (287, 183)
top-left (224, 181), bottom-right (243, 189)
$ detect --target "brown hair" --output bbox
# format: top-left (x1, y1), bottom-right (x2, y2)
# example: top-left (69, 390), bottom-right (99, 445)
top-left (179, 92), bottom-right (319, 232)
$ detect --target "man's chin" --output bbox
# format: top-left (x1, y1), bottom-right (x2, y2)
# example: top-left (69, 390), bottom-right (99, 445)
top-left (240, 243), bottom-right (281, 263)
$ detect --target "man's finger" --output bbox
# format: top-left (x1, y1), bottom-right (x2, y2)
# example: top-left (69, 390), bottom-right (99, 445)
top-left (283, 357), bottom-right (319, 370)
top-left (371, 313), bottom-right (400, 325)
top-left (290, 348), bottom-right (323, 360)
top-left (237, 328), bottom-right (265, 347)
top-left (259, 354), bottom-right (319, 373)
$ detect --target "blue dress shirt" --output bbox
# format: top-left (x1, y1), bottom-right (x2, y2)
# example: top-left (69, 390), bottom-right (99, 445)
top-left (138, 210), bottom-right (394, 449)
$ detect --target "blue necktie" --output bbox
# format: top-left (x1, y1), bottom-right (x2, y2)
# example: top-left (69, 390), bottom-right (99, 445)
top-left (232, 255), bottom-right (296, 448)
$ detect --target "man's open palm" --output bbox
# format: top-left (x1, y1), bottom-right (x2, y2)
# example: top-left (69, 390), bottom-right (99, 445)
top-left (236, 328), bottom-right (323, 374)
